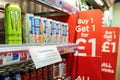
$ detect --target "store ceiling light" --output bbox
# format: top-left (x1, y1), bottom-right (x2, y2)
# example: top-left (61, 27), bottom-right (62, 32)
top-left (95, 0), bottom-right (104, 6)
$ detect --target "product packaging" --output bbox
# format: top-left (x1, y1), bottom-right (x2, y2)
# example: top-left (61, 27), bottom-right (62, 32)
top-left (34, 16), bottom-right (41, 44)
top-left (56, 21), bottom-right (62, 44)
top-left (29, 67), bottom-right (36, 80)
top-left (20, 67), bottom-right (30, 80)
top-left (42, 67), bottom-right (47, 80)
top-left (9, 66), bottom-right (21, 80)
top-left (23, 13), bottom-right (35, 44)
top-left (47, 65), bottom-right (53, 80)
top-left (36, 68), bottom-right (42, 80)
top-left (61, 23), bottom-right (65, 43)
top-left (52, 63), bottom-right (59, 80)
top-left (52, 58), bottom-right (67, 80)
top-left (62, 58), bottom-right (67, 79)
top-left (0, 71), bottom-right (10, 80)
top-left (55, 0), bottom-right (62, 8)
top-left (42, 18), bottom-right (49, 44)
top-left (47, 19), bottom-right (52, 44)
top-left (51, 20), bottom-right (57, 44)
top-left (49, 19), bottom-right (54, 44)
top-left (5, 4), bottom-right (22, 44)
top-left (64, 23), bottom-right (69, 43)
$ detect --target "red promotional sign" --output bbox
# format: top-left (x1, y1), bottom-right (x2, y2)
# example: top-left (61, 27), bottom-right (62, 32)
top-left (68, 9), bottom-right (102, 80)
top-left (76, 56), bottom-right (102, 80)
top-left (75, 9), bottom-right (102, 57)
top-left (101, 27), bottom-right (119, 53)
top-left (101, 27), bottom-right (120, 80)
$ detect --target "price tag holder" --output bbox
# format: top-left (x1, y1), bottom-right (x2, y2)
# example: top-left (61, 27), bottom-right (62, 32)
top-left (0, 47), bottom-right (29, 66)
top-left (29, 45), bottom-right (62, 69)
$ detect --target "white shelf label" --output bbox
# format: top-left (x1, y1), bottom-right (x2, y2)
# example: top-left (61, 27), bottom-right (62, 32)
top-left (29, 45), bottom-right (62, 69)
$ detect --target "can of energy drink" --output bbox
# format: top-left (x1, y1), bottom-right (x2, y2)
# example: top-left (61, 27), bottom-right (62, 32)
top-left (9, 67), bottom-right (21, 80)
top-left (46, 65), bottom-right (53, 80)
top-left (46, 18), bottom-right (52, 44)
top-left (62, 58), bottom-right (67, 79)
top-left (49, 19), bottom-right (54, 44)
top-left (34, 16), bottom-right (40, 44)
top-left (61, 23), bottom-right (65, 43)
top-left (23, 14), bottom-right (35, 44)
top-left (5, 4), bottom-right (22, 44)
top-left (29, 67), bottom-right (36, 80)
top-left (51, 20), bottom-right (57, 44)
top-left (0, 71), bottom-right (10, 80)
top-left (64, 23), bottom-right (69, 43)
top-left (52, 63), bottom-right (59, 80)
top-left (20, 67), bottom-right (30, 80)
top-left (36, 68), bottom-right (42, 80)
top-left (41, 18), bottom-right (49, 44)
top-left (56, 21), bottom-right (62, 44)
top-left (42, 67), bottom-right (47, 80)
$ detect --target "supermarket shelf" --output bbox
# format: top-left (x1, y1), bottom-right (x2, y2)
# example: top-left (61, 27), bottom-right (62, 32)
top-left (0, 5), bottom-right (4, 10)
top-left (0, 43), bottom-right (78, 67)
top-left (31, 0), bottom-right (79, 15)
top-left (0, 3), bottom-right (4, 13)
top-left (0, 0), bottom-right (79, 15)
top-left (85, 0), bottom-right (104, 10)
top-left (34, 11), bottom-right (67, 17)
top-left (0, 43), bottom-right (78, 54)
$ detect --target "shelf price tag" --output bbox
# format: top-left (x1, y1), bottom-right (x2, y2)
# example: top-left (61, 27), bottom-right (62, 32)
top-left (29, 45), bottom-right (62, 69)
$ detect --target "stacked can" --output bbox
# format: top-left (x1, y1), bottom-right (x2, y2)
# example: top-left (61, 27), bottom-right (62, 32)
top-left (34, 16), bottom-right (41, 44)
top-left (23, 13), bottom-right (69, 44)
top-left (23, 14), bottom-right (35, 44)
top-left (52, 58), bottom-right (67, 80)
top-left (49, 19), bottom-right (54, 44)
top-left (61, 23), bottom-right (65, 43)
top-left (56, 21), bottom-right (61, 44)
top-left (0, 58), bottom-right (67, 80)
top-left (64, 23), bottom-right (69, 43)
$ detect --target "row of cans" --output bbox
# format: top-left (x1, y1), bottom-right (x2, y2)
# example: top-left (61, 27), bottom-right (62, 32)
top-left (0, 58), bottom-right (67, 80)
top-left (23, 14), bottom-right (69, 44)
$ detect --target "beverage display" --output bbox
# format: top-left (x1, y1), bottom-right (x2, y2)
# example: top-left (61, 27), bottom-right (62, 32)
top-left (23, 13), bottom-right (69, 44)
top-left (0, 58), bottom-right (67, 80)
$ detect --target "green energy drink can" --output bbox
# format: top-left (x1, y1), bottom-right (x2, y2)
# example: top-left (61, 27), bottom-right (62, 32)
top-left (5, 4), bottom-right (22, 44)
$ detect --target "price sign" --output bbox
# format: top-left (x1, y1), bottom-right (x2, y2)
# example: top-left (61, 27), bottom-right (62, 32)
top-left (101, 27), bottom-right (120, 80)
top-left (75, 10), bottom-right (102, 57)
top-left (68, 9), bottom-right (102, 80)
top-left (29, 45), bottom-right (62, 69)
top-left (102, 27), bottom-right (119, 53)
top-left (76, 56), bottom-right (102, 80)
